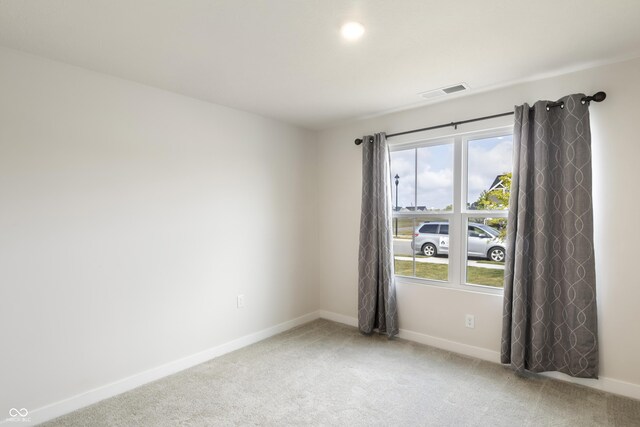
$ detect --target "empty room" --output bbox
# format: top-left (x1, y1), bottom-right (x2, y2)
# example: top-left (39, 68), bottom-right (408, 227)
top-left (2, 1), bottom-right (640, 425)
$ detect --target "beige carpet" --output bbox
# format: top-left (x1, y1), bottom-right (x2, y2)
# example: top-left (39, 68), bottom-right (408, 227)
top-left (43, 319), bottom-right (640, 426)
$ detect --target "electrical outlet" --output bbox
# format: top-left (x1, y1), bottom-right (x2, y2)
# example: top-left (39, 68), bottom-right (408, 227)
top-left (237, 294), bottom-right (245, 309)
top-left (465, 314), bottom-right (475, 329)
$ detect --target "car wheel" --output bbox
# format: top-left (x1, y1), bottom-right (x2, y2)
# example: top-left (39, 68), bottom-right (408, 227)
top-left (421, 243), bottom-right (437, 257)
top-left (489, 247), bottom-right (505, 262)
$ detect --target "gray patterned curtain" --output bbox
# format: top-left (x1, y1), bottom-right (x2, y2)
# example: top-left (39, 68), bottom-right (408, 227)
top-left (358, 132), bottom-right (398, 337)
top-left (501, 94), bottom-right (598, 378)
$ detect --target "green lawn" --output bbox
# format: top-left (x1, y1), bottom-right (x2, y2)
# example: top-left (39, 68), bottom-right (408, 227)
top-left (475, 260), bottom-right (505, 266)
top-left (394, 259), bottom-right (504, 288)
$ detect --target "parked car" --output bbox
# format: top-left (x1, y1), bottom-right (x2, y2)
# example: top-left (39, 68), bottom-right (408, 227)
top-left (411, 222), bottom-right (506, 262)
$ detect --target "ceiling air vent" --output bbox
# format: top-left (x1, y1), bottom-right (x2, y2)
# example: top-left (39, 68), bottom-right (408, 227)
top-left (418, 83), bottom-right (470, 99)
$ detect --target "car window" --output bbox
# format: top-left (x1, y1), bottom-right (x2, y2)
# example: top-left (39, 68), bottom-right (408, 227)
top-left (469, 226), bottom-right (489, 237)
top-left (478, 224), bottom-right (499, 237)
top-left (419, 224), bottom-right (439, 234)
top-left (438, 224), bottom-right (449, 235)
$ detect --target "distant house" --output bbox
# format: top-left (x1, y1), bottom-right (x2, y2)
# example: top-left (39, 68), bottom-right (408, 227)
top-left (468, 174), bottom-right (510, 209)
top-left (397, 206), bottom-right (430, 212)
top-left (488, 174), bottom-right (509, 194)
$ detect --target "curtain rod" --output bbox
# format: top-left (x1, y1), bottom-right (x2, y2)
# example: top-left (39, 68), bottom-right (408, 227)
top-left (354, 91), bottom-right (606, 145)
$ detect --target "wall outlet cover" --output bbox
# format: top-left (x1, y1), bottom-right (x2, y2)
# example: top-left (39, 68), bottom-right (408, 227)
top-left (465, 314), bottom-right (475, 329)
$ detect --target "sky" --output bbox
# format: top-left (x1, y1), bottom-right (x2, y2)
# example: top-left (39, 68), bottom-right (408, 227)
top-left (390, 136), bottom-right (513, 210)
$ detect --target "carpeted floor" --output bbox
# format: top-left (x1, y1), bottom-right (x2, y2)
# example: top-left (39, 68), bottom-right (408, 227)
top-left (43, 319), bottom-right (640, 426)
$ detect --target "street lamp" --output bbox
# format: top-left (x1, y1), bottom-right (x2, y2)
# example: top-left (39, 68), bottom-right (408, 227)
top-left (394, 174), bottom-right (399, 237)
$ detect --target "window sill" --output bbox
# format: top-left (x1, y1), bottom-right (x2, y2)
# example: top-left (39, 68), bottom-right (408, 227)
top-left (394, 274), bottom-right (504, 296)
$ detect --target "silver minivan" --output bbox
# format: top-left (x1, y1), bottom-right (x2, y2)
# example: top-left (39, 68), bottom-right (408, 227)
top-left (411, 222), bottom-right (506, 262)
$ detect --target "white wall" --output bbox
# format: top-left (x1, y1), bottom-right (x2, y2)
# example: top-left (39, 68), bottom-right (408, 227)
top-left (317, 57), bottom-right (640, 393)
top-left (0, 47), bottom-right (318, 420)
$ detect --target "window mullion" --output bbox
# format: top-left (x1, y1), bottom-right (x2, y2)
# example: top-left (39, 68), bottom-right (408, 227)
top-left (450, 136), bottom-right (463, 286)
top-left (414, 148), bottom-right (418, 209)
top-left (413, 149), bottom-right (417, 276)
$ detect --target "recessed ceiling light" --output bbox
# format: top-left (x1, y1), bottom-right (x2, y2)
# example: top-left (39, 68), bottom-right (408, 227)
top-left (341, 22), bottom-right (365, 41)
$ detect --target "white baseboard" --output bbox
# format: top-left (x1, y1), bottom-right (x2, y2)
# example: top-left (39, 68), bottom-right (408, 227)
top-left (318, 310), bottom-right (640, 401)
top-left (540, 371), bottom-right (640, 401)
top-left (318, 310), bottom-right (358, 328)
top-left (17, 311), bottom-right (321, 426)
top-left (318, 310), bottom-right (499, 363)
top-left (396, 328), bottom-right (501, 363)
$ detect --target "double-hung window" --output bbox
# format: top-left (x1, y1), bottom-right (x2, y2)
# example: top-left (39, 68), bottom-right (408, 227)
top-left (390, 127), bottom-right (513, 292)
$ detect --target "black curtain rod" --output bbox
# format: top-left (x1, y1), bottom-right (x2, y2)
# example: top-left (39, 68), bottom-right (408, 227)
top-left (354, 91), bottom-right (606, 145)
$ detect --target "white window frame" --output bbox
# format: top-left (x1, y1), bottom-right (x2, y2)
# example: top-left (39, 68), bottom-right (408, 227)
top-left (390, 126), bottom-right (513, 295)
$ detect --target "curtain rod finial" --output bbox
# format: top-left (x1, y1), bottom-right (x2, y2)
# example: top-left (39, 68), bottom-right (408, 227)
top-left (593, 91), bottom-right (606, 102)
top-left (583, 91), bottom-right (606, 105)
top-left (355, 136), bottom-right (374, 145)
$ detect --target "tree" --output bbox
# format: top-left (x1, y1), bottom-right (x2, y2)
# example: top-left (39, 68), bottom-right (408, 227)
top-left (475, 173), bottom-right (511, 239)
top-left (475, 173), bottom-right (511, 210)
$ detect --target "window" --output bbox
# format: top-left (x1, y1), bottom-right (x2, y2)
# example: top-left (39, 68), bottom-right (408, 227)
top-left (390, 129), bottom-right (513, 291)
top-left (419, 223), bottom-right (439, 234)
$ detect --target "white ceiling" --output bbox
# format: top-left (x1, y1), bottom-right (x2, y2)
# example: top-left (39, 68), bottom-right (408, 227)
top-left (1, 0), bottom-right (640, 130)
